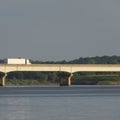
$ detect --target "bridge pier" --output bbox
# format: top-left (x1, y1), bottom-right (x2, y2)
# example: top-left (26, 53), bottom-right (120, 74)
top-left (2, 73), bottom-right (7, 87)
top-left (67, 73), bottom-right (73, 86)
top-left (59, 73), bottom-right (73, 86)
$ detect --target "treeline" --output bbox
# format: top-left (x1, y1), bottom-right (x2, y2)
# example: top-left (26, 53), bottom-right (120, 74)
top-left (1, 55), bottom-right (120, 64)
top-left (69, 56), bottom-right (120, 64)
top-left (30, 56), bottom-right (120, 64)
top-left (1, 56), bottom-right (120, 85)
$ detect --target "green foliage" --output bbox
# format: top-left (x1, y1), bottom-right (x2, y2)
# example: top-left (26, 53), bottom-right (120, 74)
top-left (69, 56), bottom-right (120, 64)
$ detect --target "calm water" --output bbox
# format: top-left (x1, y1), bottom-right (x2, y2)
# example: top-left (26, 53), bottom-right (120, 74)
top-left (0, 85), bottom-right (120, 120)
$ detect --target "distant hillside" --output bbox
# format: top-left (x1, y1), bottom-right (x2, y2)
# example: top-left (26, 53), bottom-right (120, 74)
top-left (31, 56), bottom-right (120, 64)
top-left (1, 56), bottom-right (120, 64)
top-left (69, 56), bottom-right (120, 64)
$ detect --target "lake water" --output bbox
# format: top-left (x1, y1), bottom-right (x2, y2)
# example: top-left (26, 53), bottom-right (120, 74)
top-left (0, 85), bottom-right (120, 120)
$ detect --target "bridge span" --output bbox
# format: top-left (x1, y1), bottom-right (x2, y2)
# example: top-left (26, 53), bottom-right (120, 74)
top-left (1, 64), bottom-right (120, 86)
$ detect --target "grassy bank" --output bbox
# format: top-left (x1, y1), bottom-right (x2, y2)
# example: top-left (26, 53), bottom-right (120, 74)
top-left (72, 76), bottom-right (120, 85)
top-left (5, 79), bottom-right (59, 86)
top-left (97, 80), bottom-right (120, 85)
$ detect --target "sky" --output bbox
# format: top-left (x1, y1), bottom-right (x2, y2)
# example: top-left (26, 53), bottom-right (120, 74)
top-left (0, 0), bottom-right (120, 61)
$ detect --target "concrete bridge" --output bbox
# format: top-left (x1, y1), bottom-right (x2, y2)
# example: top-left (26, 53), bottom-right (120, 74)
top-left (1, 64), bottom-right (120, 86)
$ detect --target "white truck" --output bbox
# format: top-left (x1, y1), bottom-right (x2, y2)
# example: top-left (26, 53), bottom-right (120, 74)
top-left (4, 58), bottom-right (31, 64)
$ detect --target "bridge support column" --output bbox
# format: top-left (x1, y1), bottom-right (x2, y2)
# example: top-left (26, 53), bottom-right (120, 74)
top-left (2, 73), bottom-right (7, 87)
top-left (67, 73), bottom-right (73, 86)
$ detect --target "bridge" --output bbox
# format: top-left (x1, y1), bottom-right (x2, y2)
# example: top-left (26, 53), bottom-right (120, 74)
top-left (1, 64), bottom-right (120, 86)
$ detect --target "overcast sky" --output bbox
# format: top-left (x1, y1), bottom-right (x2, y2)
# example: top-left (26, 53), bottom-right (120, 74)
top-left (0, 0), bottom-right (120, 61)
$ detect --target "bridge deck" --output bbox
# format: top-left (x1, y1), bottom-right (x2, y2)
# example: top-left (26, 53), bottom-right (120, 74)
top-left (0, 64), bottom-right (120, 73)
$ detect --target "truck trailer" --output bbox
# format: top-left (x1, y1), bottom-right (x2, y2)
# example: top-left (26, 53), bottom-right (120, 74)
top-left (4, 58), bottom-right (31, 64)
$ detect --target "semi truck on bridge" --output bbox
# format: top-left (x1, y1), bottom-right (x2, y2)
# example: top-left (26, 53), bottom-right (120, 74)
top-left (4, 58), bottom-right (31, 64)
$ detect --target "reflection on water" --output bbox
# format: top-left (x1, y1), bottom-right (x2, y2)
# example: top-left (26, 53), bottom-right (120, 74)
top-left (0, 86), bottom-right (120, 120)
top-left (0, 96), bottom-right (120, 120)
top-left (0, 97), bottom-right (30, 120)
